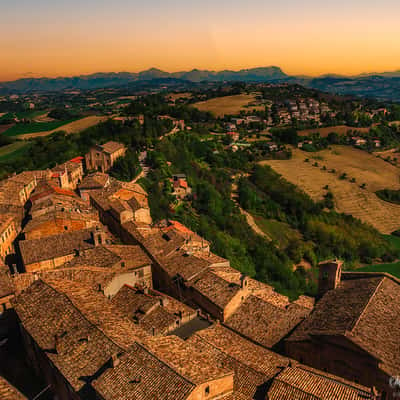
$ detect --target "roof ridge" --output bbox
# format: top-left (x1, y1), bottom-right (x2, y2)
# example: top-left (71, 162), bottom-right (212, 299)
top-left (349, 276), bottom-right (385, 333)
top-left (295, 365), bottom-right (371, 394)
top-left (192, 332), bottom-right (266, 377)
top-left (136, 342), bottom-right (196, 387)
top-left (40, 278), bottom-right (127, 351)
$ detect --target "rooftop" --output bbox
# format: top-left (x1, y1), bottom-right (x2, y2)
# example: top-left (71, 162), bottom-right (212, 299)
top-left (287, 274), bottom-right (400, 377)
top-left (92, 343), bottom-right (196, 400)
top-left (19, 228), bottom-right (96, 266)
top-left (267, 365), bottom-right (374, 400)
top-left (0, 377), bottom-right (27, 400)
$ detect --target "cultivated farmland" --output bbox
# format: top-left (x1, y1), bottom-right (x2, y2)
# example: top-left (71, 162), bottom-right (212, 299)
top-left (298, 125), bottom-right (372, 137)
top-left (260, 146), bottom-right (400, 234)
top-left (193, 94), bottom-right (264, 117)
top-left (12, 116), bottom-right (109, 139)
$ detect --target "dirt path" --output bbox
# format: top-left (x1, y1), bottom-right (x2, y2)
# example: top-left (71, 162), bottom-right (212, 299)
top-left (231, 174), bottom-right (271, 241)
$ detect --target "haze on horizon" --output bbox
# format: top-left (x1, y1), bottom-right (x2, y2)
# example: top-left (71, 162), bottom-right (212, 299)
top-left (1, 0), bottom-right (400, 82)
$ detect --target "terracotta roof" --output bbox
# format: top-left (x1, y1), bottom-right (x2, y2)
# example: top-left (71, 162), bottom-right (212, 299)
top-left (159, 250), bottom-right (211, 281)
top-left (193, 324), bottom-right (289, 378)
top-left (106, 245), bottom-right (151, 267)
top-left (188, 269), bottom-right (242, 309)
top-left (63, 246), bottom-right (121, 269)
top-left (187, 334), bottom-right (267, 399)
top-left (111, 286), bottom-right (196, 335)
top-left (92, 343), bottom-right (196, 400)
top-left (142, 335), bottom-right (234, 385)
top-left (0, 213), bottom-right (13, 233)
top-left (78, 172), bottom-right (110, 190)
top-left (12, 279), bottom-right (122, 391)
top-left (0, 377), bottom-right (27, 400)
top-left (288, 275), bottom-right (400, 377)
top-left (225, 295), bottom-right (311, 348)
top-left (13, 267), bottom-right (118, 294)
top-left (23, 210), bottom-right (99, 235)
top-left (42, 278), bottom-right (148, 348)
top-left (19, 228), bottom-right (96, 266)
top-left (267, 365), bottom-right (374, 400)
top-left (100, 141), bottom-right (126, 154)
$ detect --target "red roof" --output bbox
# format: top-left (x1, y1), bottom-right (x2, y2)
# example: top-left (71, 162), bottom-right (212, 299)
top-left (70, 156), bottom-right (84, 163)
top-left (179, 179), bottom-right (188, 189)
top-left (164, 220), bottom-right (195, 235)
top-left (226, 132), bottom-right (237, 136)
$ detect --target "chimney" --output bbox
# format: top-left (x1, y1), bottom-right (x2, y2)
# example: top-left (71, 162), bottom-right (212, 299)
top-left (318, 259), bottom-right (343, 297)
top-left (240, 274), bottom-right (248, 289)
top-left (111, 353), bottom-right (120, 368)
top-left (11, 264), bottom-right (18, 275)
top-left (91, 229), bottom-right (106, 246)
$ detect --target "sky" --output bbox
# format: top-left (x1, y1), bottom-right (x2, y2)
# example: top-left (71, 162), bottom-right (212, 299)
top-left (1, 0), bottom-right (400, 81)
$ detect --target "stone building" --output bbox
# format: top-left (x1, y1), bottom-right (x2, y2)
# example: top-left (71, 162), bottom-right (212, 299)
top-left (286, 260), bottom-right (400, 399)
top-left (23, 209), bottom-right (99, 240)
top-left (51, 157), bottom-right (84, 190)
top-left (12, 278), bottom-right (148, 400)
top-left (0, 214), bottom-right (18, 258)
top-left (78, 172), bottom-right (110, 202)
top-left (89, 180), bottom-right (152, 236)
top-left (190, 323), bottom-right (375, 400)
top-left (85, 141), bottom-right (127, 173)
top-left (14, 243), bottom-right (152, 298)
top-left (19, 228), bottom-right (108, 272)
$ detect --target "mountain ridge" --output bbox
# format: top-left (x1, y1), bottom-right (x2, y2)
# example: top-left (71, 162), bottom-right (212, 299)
top-left (1, 66), bottom-right (400, 100)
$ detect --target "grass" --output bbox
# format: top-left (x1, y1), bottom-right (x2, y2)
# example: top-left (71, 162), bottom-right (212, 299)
top-left (261, 146), bottom-right (400, 234)
top-left (0, 141), bottom-right (30, 162)
top-left (357, 262), bottom-right (400, 279)
top-left (252, 215), bottom-right (302, 248)
top-left (2, 119), bottom-right (78, 137)
top-left (192, 94), bottom-right (264, 117)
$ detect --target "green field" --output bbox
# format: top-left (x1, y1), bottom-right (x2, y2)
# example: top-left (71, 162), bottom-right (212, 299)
top-left (356, 235), bottom-right (400, 278)
top-left (253, 215), bottom-right (302, 248)
top-left (357, 262), bottom-right (400, 279)
top-left (2, 119), bottom-right (78, 137)
top-left (0, 141), bottom-right (30, 161)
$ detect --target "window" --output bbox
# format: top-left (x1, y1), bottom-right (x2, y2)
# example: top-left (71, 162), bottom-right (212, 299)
top-left (205, 386), bottom-right (210, 396)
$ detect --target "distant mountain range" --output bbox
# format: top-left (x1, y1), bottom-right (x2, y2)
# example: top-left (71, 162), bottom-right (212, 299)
top-left (1, 66), bottom-right (400, 101)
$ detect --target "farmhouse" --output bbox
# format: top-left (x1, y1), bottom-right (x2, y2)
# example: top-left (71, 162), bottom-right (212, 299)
top-left (171, 174), bottom-right (192, 199)
top-left (286, 260), bottom-right (400, 399)
top-left (85, 141), bottom-right (127, 172)
top-left (226, 131), bottom-right (239, 141)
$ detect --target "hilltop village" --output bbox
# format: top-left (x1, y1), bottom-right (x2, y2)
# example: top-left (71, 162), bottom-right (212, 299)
top-left (0, 138), bottom-right (399, 400)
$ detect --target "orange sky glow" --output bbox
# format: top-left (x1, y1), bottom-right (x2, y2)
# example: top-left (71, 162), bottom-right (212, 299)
top-left (1, 0), bottom-right (399, 81)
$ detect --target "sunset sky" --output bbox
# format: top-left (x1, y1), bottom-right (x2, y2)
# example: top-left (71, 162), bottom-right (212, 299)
top-left (1, 0), bottom-right (400, 81)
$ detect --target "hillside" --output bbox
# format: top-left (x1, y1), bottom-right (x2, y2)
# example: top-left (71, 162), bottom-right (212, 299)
top-left (261, 146), bottom-right (400, 234)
